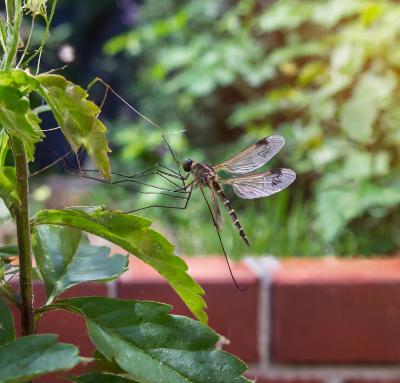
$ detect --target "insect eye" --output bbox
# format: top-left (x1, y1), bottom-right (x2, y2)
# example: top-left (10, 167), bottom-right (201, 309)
top-left (182, 159), bottom-right (193, 172)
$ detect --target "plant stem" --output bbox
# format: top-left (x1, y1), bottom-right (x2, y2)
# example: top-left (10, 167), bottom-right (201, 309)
top-left (10, 137), bottom-right (34, 336)
top-left (4, 0), bottom-right (22, 70)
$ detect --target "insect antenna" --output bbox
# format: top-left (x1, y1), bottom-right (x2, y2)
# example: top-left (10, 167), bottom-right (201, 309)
top-left (199, 186), bottom-right (247, 292)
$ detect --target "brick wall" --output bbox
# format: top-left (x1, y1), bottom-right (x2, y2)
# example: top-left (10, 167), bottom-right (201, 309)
top-left (11, 254), bottom-right (400, 382)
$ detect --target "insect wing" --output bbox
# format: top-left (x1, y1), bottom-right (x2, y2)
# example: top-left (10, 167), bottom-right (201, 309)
top-left (214, 135), bottom-right (285, 174)
top-left (222, 168), bottom-right (296, 199)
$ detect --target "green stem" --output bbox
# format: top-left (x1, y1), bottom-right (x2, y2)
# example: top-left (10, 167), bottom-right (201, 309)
top-left (3, 0), bottom-right (22, 70)
top-left (10, 137), bottom-right (34, 336)
top-left (5, 0), bottom-right (14, 24)
top-left (22, 0), bottom-right (58, 70)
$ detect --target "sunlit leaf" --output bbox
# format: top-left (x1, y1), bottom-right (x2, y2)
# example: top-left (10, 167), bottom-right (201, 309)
top-left (259, 0), bottom-right (314, 31)
top-left (0, 296), bottom-right (15, 345)
top-left (312, 0), bottom-right (360, 27)
top-left (54, 297), bottom-right (251, 383)
top-left (32, 225), bottom-right (128, 304)
top-left (0, 334), bottom-right (80, 383)
top-left (32, 207), bottom-right (207, 323)
top-left (340, 72), bottom-right (397, 143)
top-left (0, 69), bottom-right (39, 94)
top-left (361, 2), bottom-right (383, 26)
top-left (0, 86), bottom-right (29, 113)
top-left (37, 74), bottom-right (111, 180)
top-left (23, 0), bottom-right (48, 17)
top-left (0, 103), bottom-right (44, 163)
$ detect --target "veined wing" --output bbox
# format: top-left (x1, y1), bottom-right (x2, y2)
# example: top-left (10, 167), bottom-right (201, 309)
top-left (222, 168), bottom-right (296, 199)
top-left (214, 135), bottom-right (285, 174)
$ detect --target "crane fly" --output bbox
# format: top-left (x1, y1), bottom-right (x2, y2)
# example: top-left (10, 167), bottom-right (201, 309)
top-left (29, 76), bottom-right (296, 290)
top-left (182, 135), bottom-right (296, 247)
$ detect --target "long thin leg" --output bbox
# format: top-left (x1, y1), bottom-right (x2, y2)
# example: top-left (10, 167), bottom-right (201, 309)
top-left (159, 164), bottom-right (185, 178)
top-left (126, 190), bottom-right (192, 214)
top-left (87, 77), bottom-right (187, 188)
top-left (111, 178), bottom-right (186, 194)
top-left (78, 156), bottom-right (189, 194)
top-left (81, 163), bottom-right (160, 179)
top-left (112, 168), bottom-right (186, 189)
top-left (29, 150), bottom-right (73, 177)
top-left (62, 156), bottom-right (189, 200)
top-left (199, 186), bottom-right (246, 292)
top-left (65, 153), bottom-right (188, 196)
top-left (80, 164), bottom-right (187, 190)
top-left (71, 171), bottom-right (188, 200)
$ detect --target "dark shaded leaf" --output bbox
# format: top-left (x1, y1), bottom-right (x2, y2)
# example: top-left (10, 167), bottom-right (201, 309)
top-left (32, 207), bottom-right (207, 323)
top-left (69, 373), bottom-right (137, 383)
top-left (0, 296), bottom-right (15, 345)
top-left (0, 334), bottom-right (80, 383)
top-left (0, 130), bottom-right (18, 213)
top-left (55, 297), bottom-right (252, 383)
top-left (0, 245), bottom-right (18, 258)
top-left (32, 225), bottom-right (128, 304)
top-left (0, 166), bottom-right (18, 213)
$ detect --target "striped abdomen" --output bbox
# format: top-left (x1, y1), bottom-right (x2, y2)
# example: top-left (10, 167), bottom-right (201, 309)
top-left (211, 181), bottom-right (250, 247)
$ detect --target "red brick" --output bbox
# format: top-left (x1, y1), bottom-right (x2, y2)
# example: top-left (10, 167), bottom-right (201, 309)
top-left (272, 258), bottom-right (400, 363)
top-left (119, 255), bottom-right (260, 362)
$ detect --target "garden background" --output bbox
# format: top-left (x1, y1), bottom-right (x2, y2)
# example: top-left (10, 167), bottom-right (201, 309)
top-left (19, 0), bottom-right (400, 261)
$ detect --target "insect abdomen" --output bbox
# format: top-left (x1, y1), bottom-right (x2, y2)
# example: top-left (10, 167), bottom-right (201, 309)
top-left (212, 181), bottom-right (250, 247)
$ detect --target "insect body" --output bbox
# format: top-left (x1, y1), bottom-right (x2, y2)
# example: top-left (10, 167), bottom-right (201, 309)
top-left (183, 160), bottom-right (250, 246)
top-left (182, 135), bottom-right (296, 246)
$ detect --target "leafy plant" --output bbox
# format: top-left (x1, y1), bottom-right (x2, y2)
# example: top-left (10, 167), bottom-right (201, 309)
top-left (0, 1), bottom-right (252, 382)
top-left (104, 0), bottom-right (400, 256)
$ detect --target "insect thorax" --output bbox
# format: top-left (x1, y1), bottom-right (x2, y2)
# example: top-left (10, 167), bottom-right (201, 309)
top-left (192, 162), bottom-right (216, 185)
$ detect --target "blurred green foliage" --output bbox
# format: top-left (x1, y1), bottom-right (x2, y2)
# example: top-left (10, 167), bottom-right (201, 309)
top-left (101, 0), bottom-right (400, 257)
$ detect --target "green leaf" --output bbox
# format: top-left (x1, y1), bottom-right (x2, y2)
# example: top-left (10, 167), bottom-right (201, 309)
top-left (55, 297), bottom-right (252, 383)
top-left (259, 0), bottom-right (314, 31)
top-left (0, 107), bottom-right (44, 162)
top-left (32, 225), bottom-right (128, 304)
top-left (37, 74), bottom-right (111, 180)
top-left (0, 334), bottom-right (80, 383)
top-left (0, 69), bottom-right (39, 95)
top-left (0, 130), bottom-right (18, 212)
top-left (340, 72), bottom-right (397, 143)
top-left (316, 181), bottom-right (400, 242)
top-left (32, 207), bottom-right (207, 323)
top-left (0, 296), bottom-right (15, 345)
top-left (0, 86), bottom-right (29, 113)
top-left (69, 373), bottom-right (137, 383)
top-left (0, 71), bottom-right (43, 162)
top-left (0, 245), bottom-right (18, 258)
top-left (0, 166), bottom-right (18, 213)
